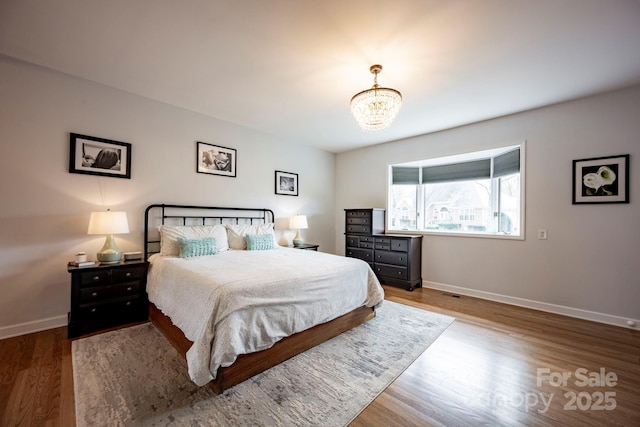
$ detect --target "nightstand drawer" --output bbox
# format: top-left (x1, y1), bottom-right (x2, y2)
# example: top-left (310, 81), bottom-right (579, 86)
top-left (113, 266), bottom-right (145, 281)
top-left (375, 264), bottom-right (408, 280)
top-left (79, 270), bottom-right (110, 286)
top-left (375, 251), bottom-right (408, 266)
top-left (80, 281), bottom-right (142, 303)
top-left (79, 296), bottom-right (144, 322)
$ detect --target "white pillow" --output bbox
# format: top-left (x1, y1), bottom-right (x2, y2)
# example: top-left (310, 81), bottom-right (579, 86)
top-left (226, 223), bottom-right (278, 250)
top-left (159, 225), bottom-right (229, 256)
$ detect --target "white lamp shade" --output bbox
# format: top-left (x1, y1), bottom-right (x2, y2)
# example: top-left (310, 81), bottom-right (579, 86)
top-left (88, 211), bottom-right (130, 235)
top-left (289, 215), bottom-right (308, 230)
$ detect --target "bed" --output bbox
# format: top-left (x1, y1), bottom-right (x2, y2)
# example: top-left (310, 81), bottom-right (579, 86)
top-left (143, 204), bottom-right (384, 393)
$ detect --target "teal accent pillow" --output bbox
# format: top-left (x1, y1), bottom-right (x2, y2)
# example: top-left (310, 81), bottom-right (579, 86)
top-left (245, 233), bottom-right (276, 251)
top-left (178, 237), bottom-right (219, 258)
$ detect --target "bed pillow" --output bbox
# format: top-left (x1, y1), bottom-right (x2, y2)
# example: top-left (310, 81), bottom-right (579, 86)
top-left (226, 223), bottom-right (278, 250)
top-left (178, 237), bottom-right (219, 258)
top-left (159, 224), bottom-right (229, 256)
top-left (245, 233), bottom-right (276, 251)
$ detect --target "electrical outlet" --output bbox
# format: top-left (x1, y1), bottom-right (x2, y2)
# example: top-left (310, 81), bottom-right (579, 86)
top-left (538, 229), bottom-right (548, 240)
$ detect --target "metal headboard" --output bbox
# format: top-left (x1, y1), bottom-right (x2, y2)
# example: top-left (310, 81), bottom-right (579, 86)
top-left (144, 204), bottom-right (275, 260)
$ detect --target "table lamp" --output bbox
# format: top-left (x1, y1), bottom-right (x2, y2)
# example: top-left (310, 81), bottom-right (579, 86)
top-left (289, 214), bottom-right (308, 247)
top-left (88, 210), bottom-right (129, 263)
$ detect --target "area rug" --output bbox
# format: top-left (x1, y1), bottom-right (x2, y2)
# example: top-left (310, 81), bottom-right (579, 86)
top-left (72, 300), bottom-right (454, 426)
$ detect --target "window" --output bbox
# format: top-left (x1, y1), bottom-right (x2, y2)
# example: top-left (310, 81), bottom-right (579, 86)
top-left (388, 144), bottom-right (524, 238)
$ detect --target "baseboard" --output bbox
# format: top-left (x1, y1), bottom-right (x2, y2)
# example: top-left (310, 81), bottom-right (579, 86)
top-left (424, 281), bottom-right (639, 330)
top-left (0, 315), bottom-right (68, 340)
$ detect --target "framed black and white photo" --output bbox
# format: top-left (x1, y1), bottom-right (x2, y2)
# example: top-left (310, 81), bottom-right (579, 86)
top-left (275, 170), bottom-right (298, 196)
top-left (572, 154), bottom-right (629, 204)
top-left (197, 141), bottom-right (236, 177)
top-left (69, 133), bottom-right (131, 179)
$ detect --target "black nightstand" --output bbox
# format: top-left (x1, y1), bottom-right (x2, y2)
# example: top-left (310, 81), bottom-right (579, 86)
top-left (67, 260), bottom-right (149, 338)
top-left (291, 244), bottom-right (319, 251)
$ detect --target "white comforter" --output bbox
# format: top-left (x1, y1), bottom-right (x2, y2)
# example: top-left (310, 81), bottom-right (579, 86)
top-left (147, 247), bottom-right (384, 386)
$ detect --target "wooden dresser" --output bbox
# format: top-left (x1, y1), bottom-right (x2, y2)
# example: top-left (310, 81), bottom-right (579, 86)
top-left (67, 260), bottom-right (149, 338)
top-left (345, 209), bottom-right (423, 291)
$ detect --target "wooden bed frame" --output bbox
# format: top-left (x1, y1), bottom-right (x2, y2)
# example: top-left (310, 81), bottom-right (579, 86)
top-left (144, 204), bottom-right (376, 394)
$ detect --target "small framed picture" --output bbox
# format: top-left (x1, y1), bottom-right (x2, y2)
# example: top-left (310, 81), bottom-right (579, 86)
top-left (197, 141), bottom-right (236, 177)
top-left (275, 170), bottom-right (298, 196)
top-left (69, 133), bottom-right (131, 179)
top-left (572, 154), bottom-right (629, 204)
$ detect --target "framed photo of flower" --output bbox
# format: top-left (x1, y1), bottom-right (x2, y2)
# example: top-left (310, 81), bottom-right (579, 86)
top-left (572, 154), bottom-right (629, 204)
top-left (275, 170), bottom-right (298, 196)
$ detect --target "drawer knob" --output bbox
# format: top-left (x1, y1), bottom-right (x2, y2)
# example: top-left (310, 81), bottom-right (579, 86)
top-left (91, 292), bottom-right (98, 297)
top-left (93, 276), bottom-right (100, 281)
top-left (126, 272), bottom-right (131, 277)
top-left (398, 272), bottom-right (402, 275)
top-left (91, 308), bottom-right (97, 313)
top-left (126, 301), bottom-right (132, 306)
top-left (127, 286), bottom-right (133, 291)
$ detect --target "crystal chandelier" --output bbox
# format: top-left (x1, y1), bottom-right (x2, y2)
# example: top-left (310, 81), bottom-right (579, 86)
top-left (350, 64), bottom-right (402, 131)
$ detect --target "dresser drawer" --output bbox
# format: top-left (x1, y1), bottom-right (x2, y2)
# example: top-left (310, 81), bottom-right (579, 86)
top-left (375, 250), bottom-right (408, 266)
top-left (391, 239), bottom-right (409, 252)
top-left (346, 224), bottom-right (371, 234)
top-left (346, 235), bottom-right (375, 248)
top-left (346, 210), bottom-right (371, 218)
top-left (346, 216), bottom-right (372, 226)
top-left (346, 248), bottom-right (374, 262)
top-left (80, 281), bottom-right (142, 303)
top-left (375, 264), bottom-right (408, 280)
top-left (372, 237), bottom-right (387, 250)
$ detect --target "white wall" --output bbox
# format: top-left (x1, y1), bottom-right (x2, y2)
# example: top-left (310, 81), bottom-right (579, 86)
top-left (0, 56), bottom-right (336, 337)
top-left (336, 86), bottom-right (640, 326)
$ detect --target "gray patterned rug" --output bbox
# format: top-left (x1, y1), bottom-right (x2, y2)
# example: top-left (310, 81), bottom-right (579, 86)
top-left (72, 300), bottom-right (454, 426)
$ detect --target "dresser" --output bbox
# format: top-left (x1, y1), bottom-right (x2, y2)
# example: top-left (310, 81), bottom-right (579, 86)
top-left (67, 260), bottom-right (149, 338)
top-left (345, 209), bottom-right (423, 291)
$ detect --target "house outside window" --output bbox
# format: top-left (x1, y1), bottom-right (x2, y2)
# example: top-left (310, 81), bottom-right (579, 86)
top-left (387, 143), bottom-right (524, 238)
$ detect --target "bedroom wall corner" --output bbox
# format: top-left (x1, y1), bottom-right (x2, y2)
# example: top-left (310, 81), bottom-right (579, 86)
top-left (335, 85), bottom-right (640, 325)
top-left (0, 56), bottom-right (336, 337)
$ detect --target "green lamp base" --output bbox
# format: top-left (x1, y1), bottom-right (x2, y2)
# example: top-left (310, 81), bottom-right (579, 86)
top-left (293, 229), bottom-right (304, 247)
top-left (96, 234), bottom-right (122, 264)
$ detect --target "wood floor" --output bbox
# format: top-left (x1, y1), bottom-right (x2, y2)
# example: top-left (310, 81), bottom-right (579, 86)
top-left (1, 286), bottom-right (638, 426)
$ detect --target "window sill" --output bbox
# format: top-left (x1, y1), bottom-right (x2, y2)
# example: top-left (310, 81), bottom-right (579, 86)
top-left (386, 229), bottom-right (525, 241)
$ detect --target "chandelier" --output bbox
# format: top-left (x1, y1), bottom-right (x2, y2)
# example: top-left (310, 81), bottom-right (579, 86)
top-left (350, 64), bottom-right (402, 131)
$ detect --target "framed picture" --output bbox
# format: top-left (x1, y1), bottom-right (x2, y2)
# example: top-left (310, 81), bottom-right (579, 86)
top-left (275, 170), bottom-right (298, 196)
top-left (69, 133), bottom-right (131, 179)
top-left (197, 142), bottom-right (236, 177)
top-left (572, 154), bottom-right (629, 204)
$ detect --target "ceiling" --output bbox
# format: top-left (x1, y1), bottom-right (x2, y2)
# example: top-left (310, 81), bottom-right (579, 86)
top-left (1, 0), bottom-right (640, 153)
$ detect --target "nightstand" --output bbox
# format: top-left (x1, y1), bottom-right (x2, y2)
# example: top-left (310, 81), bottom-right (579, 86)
top-left (291, 244), bottom-right (319, 251)
top-left (67, 260), bottom-right (149, 338)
